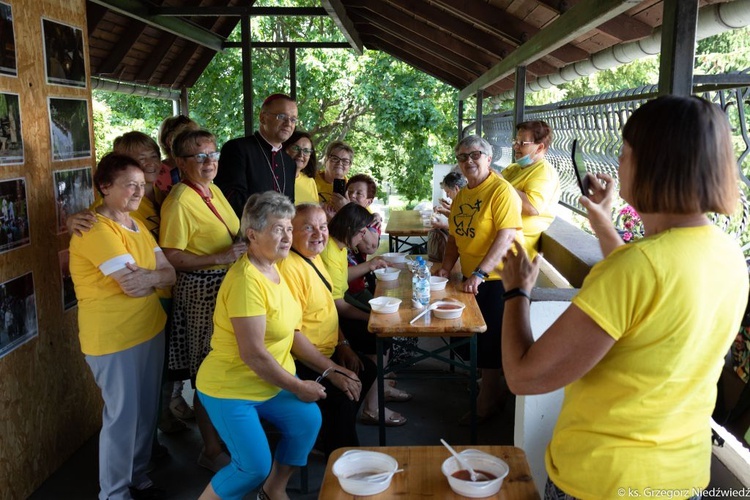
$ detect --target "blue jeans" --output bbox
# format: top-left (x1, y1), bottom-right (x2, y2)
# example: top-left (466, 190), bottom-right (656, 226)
top-left (198, 389), bottom-right (322, 500)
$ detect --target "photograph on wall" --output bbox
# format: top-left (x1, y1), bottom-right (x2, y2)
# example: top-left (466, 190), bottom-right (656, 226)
top-left (42, 18), bottom-right (85, 88)
top-left (0, 92), bottom-right (23, 165)
top-left (54, 167), bottom-right (93, 234)
top-left (0, 177), bottom-right (29, 254)
top-left (0, 272), bottom-right (37, 359)
top-left (59, 249), bottom-right (76, 311)
top-left (48, 98), bottom-right (91, 161)
top-left (0, 2), bottom-right (16, 77)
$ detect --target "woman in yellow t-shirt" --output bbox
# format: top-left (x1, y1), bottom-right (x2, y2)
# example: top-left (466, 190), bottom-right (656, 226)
top-left (70, 153), bottom-right (175, 500)
top-left (501, 96), bottom-right (749, 500)
top-left (315, 140), bottom-right (352, 214)
top-left (283, 130), bottom-right (319, 204)
top-left (278, 203), bottom-right (371, 457)
top-left (436, 134), bottom-right (523, 423)
top-left (501, 120), bottom-right (560, 260)
top-left (196, 192), bottom-right (354, 500)
top-left (159, 129), bottom-right (248, 472)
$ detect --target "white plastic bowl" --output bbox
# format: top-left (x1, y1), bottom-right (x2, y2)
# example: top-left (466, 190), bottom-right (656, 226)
top-left (381, 252), bottom-right (407, 263)
top-left (374, 268), bottom-right (401, 281)
top-left (369, 297), bottom-right (402, 314)
top-left (441, 449), bottom-right (510, 498)
top-left (429, 276), bottom-right (449, 291)
top-left (432, 300), bottom-right (465, 319)
top-left (333, 450), bottom-right (399, 496)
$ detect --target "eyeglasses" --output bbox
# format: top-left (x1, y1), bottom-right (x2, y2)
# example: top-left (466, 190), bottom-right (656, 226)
top-left (290, 144), bottom-right (313, 156)
top-left (315, 367), bottom-right (359, 383)
top-left (327, 154), bottom-right (352, 167)
top-left (181, 151), bottom-right (220, 163)
top-left (455, 150), bottom-right (487, 162)
top-left (512, 139), bottom-right (537, 147)
top-left (265, 112), bottom-right (299, 125)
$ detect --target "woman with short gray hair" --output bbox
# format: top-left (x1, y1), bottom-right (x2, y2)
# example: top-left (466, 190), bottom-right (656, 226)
top-left (196, 191), bottom-right (353, 500)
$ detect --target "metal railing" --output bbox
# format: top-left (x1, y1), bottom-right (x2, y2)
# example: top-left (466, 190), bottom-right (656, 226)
top-left (465, 73), bottom-right (750, 245)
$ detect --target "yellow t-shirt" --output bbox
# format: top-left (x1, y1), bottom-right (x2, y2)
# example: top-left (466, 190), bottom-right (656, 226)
top-left (159, 183), bottom-right (239, 270)
top-left (131, 193), bottom-right (160, 240)
top-left (315, 171), bottom-right (348, 205)
top-left (501, 159), bottom-right (560, 260)
top-left (69, 215), bottom-right (166, 356)
top-left (449, 172), bottom-right (523, 280)
top-left (278, 252), bottom-right (338, 357)
top-left (196, 256), bottom-right (302, 401)
top-left (319, 238), bottom-right (349, 300)
top-left (548, 225), bottom-right (749, 499)
top-left (295, 174), bottom-right (319, 205)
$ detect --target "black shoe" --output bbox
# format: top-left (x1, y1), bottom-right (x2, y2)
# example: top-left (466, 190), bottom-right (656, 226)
top-left (129, 485), bottom-right (166, 500)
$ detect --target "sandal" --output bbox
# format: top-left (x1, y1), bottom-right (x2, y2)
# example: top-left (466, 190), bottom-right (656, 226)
top-left (257, 485), bottom-right (271, 500)
top-left (360, 409), bottom-right (407, 427)
top-left (385, 387), bottom-right (413, 402)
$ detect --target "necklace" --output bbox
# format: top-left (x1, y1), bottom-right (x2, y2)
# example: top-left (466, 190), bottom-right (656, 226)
top-left (96, 207), bottom-right (137, 232)
top-left (255, 135), bottom-right (286, 194)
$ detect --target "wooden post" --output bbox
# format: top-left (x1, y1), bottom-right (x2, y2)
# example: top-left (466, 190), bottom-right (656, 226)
top-left (658, 0), bottom-right (698, 97)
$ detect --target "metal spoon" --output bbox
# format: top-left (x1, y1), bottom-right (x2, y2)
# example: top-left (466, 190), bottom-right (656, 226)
top-left (440, 439), bottom-right (488, 482)
top-left (361, 468), bottom-right (404, 482)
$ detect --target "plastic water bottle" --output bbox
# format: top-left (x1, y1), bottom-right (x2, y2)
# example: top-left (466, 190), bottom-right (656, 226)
top-left (414, 256), bottom-right (431, 307)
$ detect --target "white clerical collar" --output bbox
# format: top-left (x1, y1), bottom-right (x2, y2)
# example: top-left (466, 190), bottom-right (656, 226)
top-left (257, 130), bottom-right (282, 152)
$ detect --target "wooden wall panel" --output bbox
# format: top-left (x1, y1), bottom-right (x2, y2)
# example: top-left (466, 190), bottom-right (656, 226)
top-left (0, 0), bottom-right (99, 498)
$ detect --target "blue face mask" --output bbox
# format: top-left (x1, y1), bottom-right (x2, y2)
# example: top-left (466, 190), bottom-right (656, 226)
top-left (516, 154), bottom-right (534, 167)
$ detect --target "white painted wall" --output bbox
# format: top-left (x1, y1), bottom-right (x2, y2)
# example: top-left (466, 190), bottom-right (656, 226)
top-left (514, 300), bottom-right (570, 494)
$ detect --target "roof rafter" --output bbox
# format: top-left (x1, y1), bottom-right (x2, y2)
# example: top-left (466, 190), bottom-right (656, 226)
top-left (459, 0), bottom-right (639, 99)
top-left (89, 0), bottom-right (226, 52)
top-left (321, 0), bottom-right (364, 55)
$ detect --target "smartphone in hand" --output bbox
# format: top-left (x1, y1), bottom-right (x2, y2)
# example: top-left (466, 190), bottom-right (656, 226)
top-left (333, 178), bottom-right (347, 196)
top-left (571, 139), bottom-right (590, 197)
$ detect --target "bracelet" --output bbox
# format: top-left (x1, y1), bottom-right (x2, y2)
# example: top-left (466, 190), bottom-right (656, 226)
top-left (473, 267), bottom-right (489, 279)
top-left (470, 271), bottom-right (486, 283)
top-left (502, 287), bottom-right (531, 302)
top-left (336, 339), bottom-right (350, 347)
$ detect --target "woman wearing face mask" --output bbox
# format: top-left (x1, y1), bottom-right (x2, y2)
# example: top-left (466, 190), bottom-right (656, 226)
top-left (500, 121), bottom-right (560, 261)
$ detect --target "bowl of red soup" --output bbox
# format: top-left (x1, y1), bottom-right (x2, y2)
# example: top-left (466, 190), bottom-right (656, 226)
top-left (432, 301), bottom-right (466, 319)
top-left (441, 449), bottom-right (510, 498)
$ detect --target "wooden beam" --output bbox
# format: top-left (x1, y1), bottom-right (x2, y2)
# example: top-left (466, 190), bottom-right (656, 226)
top-left (181, 48), bottom-right (217, 89)
top-left (87, 2), bottom-right (109, 35)
top-left (159, 42), bottom-right (197, 88)
top-left (658, 0), bottom-right (698, 97)
top-left (150, 6), bottom-right (328, 17)
top-left (459, 0), bottom-right (637, 100)
top-left (430, 0), bottom-right (588, 63)
top-left (348, 1), bottom-right (497, 69)
top-left (97, 21), bottom-right (147, 75)
top-left (536, 0), bottom-right (653, 41)
top-left (89, 0), bottom-right (225, 52)
top-left (136, 32), bottom-right (177, 83)
top-left (367, 39), bottom-right (466, 90)
top-left (321, 0), bottom-right (363, 55)
top-left (352, 16), bottom-right (488, 75)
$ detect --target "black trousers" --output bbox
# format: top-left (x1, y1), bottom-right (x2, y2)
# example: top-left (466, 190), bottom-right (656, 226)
top-left (294, 351), bottom-right (376, 457)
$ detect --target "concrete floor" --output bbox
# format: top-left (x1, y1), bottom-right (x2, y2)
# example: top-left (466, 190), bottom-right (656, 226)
top-left (30, 339), bottom-right (514, 500)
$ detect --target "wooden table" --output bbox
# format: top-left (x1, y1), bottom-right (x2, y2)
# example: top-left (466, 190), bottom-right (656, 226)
top-left (320, 446), bottom-right (540, 499)
top-left (385, 210), bottom-right (431, 253)
top-left (368, 267), bottom-right (487, 445)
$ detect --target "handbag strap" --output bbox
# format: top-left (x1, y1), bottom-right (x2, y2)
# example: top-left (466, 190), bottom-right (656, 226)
top-left (182, 180), bottom-right (234, 239)
top-left (290, 248), bottom-right (332, 293)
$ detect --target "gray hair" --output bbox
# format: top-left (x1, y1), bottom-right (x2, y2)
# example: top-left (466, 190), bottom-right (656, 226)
top-left (240, 191), bottom-right (295, 235)
top-left (454, 134), bottom-right (493, 157)
top-left (441, 171), bottom-right (467, 190)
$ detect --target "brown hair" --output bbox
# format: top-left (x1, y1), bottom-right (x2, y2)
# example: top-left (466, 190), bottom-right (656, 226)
top-left (283, 130), bottom-right (317, 178)
top-left (622, 95), bottom-right (738, 214)
top-left (347, 173), bottom-right (377, 199)
top-left (112, 131), bottom-right (160, 158)
top-left (93, 153), bottom-right (141, 196)
top-left (158, 115), bottom-right (199, 157)
top-left (328, 203), bottom-right (375, 248)
top-left (172, 129), bottom-right (217, 158)
top-left (516, 120), bottom-right (553, 149)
